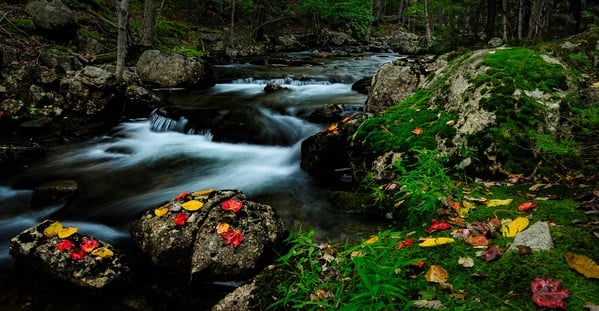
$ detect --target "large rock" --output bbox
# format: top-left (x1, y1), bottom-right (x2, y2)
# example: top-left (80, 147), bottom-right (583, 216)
top-left (135, 50), bottom-right (215, 89)
top-left (59, 66), bottom-right (118, 115)
top-left (130, 189), bottom-right (285, 281)
top-left (10, 219), bottom-right (130, 289)
top-left (25, 0), bottom-right (79, 40)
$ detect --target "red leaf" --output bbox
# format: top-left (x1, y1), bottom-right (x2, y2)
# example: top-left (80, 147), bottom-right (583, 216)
top-left (518, 201), bottom-right (538, 212)
top-left (531, 278), bottom-right (571, 309)
top-left (70, 248), bottom-right (86, 261)
top-left (221, 228), bottom-right (244, 247)
top-left (480, 246), bottom-right (504, 262)
top-left (221, 199), bottom-right (244, 213)
top-left (174, 213), bottom-right (189, 226)
top-left (80, 237), bottom-right (100, 253)
top-left (425, 219), bottom-right (451, 233)
top-left (56, 240), bottom-right (74, 251)
top-left (173, 192), bottom-right (191, 201)
top-left (397, 238), bottom-right (414, 250)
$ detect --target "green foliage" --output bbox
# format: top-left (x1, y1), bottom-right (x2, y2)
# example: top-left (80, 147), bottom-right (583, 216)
top-left (172, 45), bottom-right (208, 57)
top-left (299, 0), bottom-right (371, 36)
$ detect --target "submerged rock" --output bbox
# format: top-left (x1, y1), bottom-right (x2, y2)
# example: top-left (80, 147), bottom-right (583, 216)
top-left (10, 219), bottom-right (130, 289)
top-left (31, 180), bottom-right (78, 208)
top-left (130, 189), bottom-right (285, 282)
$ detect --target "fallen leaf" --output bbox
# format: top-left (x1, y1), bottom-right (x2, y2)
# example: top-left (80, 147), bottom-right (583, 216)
top-left (419, 237), bottom-right (455, 247)
top-left (216, 222), bottom-right (230, 234)
top-left (591, 81), bottom-right (599, 88)
top-left (564, 252), bottom-right (599, 279)
top-left (458, 256), bottom-right (475, 268)
top-left (425, 265), bottom-right (449, 284)
top-left (502, 216), bottom-right (529, 237)
top-left (192, 189), bottom-right (213, 197)
top-left (517, 202), bottom-right (537, 212)
top-left (91, 247), bottom-right (114, 258)
top-left (528, 183), bottom-right (547, 191)
top-left (425, 219), bottom-right (451, 233)
top-left (486, 198), bottom-right (513, 207)
top-left (310, 289), bottom-right (333, 301)
top-left (397, 238), bottom-right (413, 250)
top-left (221, 228), bottom-right (244, 247)
top-left (174, 213), bottom-right (189, 226)
top-left (466, 235), bottom-right (489, 247)
top-left (451, 228), bottom-right (470, 240)
top-left (43, 221), bottom-right (63, 238)
top-left (58, 226), bottom-right (78, 239)
top-left (154, 206), bottom-right (169, 217)
top-left (56, 239), bottom-right (74, 251)
top-left (584, 303), bottom-right (599, 311)
top-left (531, 278), bottom-right (571, 309)
top-left (173, 192), bottom-right (191, 201)
top-left (413, 299), bottom-right (444, 309)
top-left (341, 116), bottom-right (353, 123)
top-left (411, 127), bottom-right (423, 135)
top-left (480, 246), bottom-right (504, 262)
top-left (322, 122), bottom-right (339, 134)
top-left (221, 199), bottom-right (244, 213)
top-left (364, 235), bottom-right (379, 244)
top-left (181, 200), bottom-right (203, 211)
top-left (70, 248), bottom-right (86, 261)
top-left (80, 237), bottom-right (100, 253)
top-left (410, 261), bottom-right (426, 269)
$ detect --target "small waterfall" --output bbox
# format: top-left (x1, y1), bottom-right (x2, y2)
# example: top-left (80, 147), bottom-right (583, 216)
top-left (149, 108), bottom-right (188, 133)
top-left (231, 77), bottom-right (331, 86)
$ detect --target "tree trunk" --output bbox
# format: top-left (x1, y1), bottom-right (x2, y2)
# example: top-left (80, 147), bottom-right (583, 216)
top-left (141, 0), bottom-right (157, 47)
top-left (424, 0), bottom-right (433, 47)
top-left (486, 0), bottom-right (497, 39)
top-left (502, 0), bottom-right (508, 41)
top-left (517, 0), bottom-right (523, 39)
top-left (230, 0), bottom-right (235, 35)
top-left (116, 0), bottom-right (129, 82)
top-left (570, 0), bottom-right (582, 32)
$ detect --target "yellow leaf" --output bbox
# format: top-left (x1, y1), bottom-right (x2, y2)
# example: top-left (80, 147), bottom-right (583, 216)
top-left (91, 247), bottom-right (114, 258)
top-left (419, 237), bottom-right (455, 247)
top-left (58, 226), bottom-right (78, 239)
top-left (564, 252), bottom-right (599, 279)
top-left (43, 221), bottom-right (63, 238)
top-left (502, 216), bottom-right (529, 237)
top-left (591, 81), bottom-right (599, 89)
top-left (364, 236), bottom-right (379, 245)
top-left (486, 199), bottom-right (513, 207)
top-left (154, 206), bottom-right (169, 217)
top-left (182, 200), bottom-right (203, 211)
top-left (216, 222), bottom-right (230, 234)
top-left (425, 265), bottom-right (449, 283)
top-left (192, 189), bottom-right (213, 197)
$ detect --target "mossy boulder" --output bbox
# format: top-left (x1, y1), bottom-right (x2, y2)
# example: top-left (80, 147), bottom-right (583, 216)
top-left (352, 48), bottom-right (583, 181)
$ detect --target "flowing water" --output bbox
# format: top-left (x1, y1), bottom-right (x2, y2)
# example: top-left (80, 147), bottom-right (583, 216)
top-left (0, 52), bottom-right (397, 303)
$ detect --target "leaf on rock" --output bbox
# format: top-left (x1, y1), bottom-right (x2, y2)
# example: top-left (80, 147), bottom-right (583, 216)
top-left (531, 278), bottom-right (571, 309)
top-left (44, 221), bottom-right (63, 238)
top-left (480, 246), bottom-right (504, 262)
top-left (502, 216), bottom-right (529, 237)
top-left (425, 219), bottom-right (451, 233)
top-left (91, 247), bottom-right (114, 259)
top-left (216, 222), bottom-right (230, 234)
top-left (174, 213), bottom-right (189, 226)
top-left (70, 248), bottom-right (86, 261)
top-left (458, 256), bottom-right (475, 268)
top-left (221, 199), bottom-right (244, 213)
top-left (486, 199), bottom-right (513, 207)
top-left (322, 122), bottom-right (339, 134)
top-left (57, 226), bottom-right (78, 239)
top-left (56, 239), bottom-right (74, 251)
top-left (81, 237), bottom-right (100, 253)
top-left (419, 237), bottom-right (455, 247)
top-left (518, 202), bottom-right (537, 212)
top-left (154, 205), bottom-right (169, 217)
top-left (221, 228), bottom-right (244, 247)
top-left (173, 192), bottom-right (191, 201)
top-left (564, 252), bottom-right (599, 279)
top-left (425, 265), bottom-right (449, 283)
top-left (181, 200), bottom-right (203, 211)
top-left (192, 189), bottom-right (213, 197)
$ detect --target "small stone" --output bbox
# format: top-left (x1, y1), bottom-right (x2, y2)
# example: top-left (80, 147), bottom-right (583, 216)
top-left (509, 221), bottom-right (554, 252)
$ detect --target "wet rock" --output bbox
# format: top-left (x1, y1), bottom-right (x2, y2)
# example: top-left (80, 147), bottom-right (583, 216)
top-left (130, 189), bottom-right (285, 282)
top-left (509, 221), bottom-right (554, 252)
top-left (31, 180), bottom-right (78, 208)
top-left (135, 50), bottom-right (215, 89)
top-left (0, 99), bottom-right (26, 116)
top-left (59, 65), bottom-right (117, 115)
top-left (307, 103), bottom-right (342, 123)
top-left (0, 143), bottom-right (45, 168)
top-left (211, 280), bottom-right (255, 311)
top-left (365, 58), bottom-right (422, 115)
top-left (264, 83), bottom-right (291, 93)
top-left (351, 76), bottom-right (372, 95)
top-left (25, 0), bottom-right (79, 40)
top-left (10, 219), bottom-right (130, 289)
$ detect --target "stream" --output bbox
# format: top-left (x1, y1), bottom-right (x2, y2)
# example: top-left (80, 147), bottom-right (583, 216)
top-left (0, 51), bottom-right (397, 307)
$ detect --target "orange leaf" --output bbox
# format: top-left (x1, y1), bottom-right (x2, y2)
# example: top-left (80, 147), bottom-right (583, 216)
top-left (411, 127), bottom-right (423, 135)
top-left (364, 236), bottom-right (378, 244)
top-left (425, 265), bottom-right (449, 283)
top-left (322, 122), bottom-right (339, 134)
top-left (465, 235), bottom-right (489, 247)
top-left (564, 252), bottom-right (599, 279)
top-left (173, 192), bottom-right (191, 201)
top-left (216, 222), bottom-right (230, 234)
top-left (517, 201), bottom-right (537, 212)
top-left (154, 206), bottom-right (169, 217)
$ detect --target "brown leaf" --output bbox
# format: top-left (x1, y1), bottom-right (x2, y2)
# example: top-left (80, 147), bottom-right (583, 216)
top-left (425, 265), bottom-right (449, 283)
top-left (480, 246), bottom-right (504, 262)
top-left (564, 252), bottom-right (599, 279)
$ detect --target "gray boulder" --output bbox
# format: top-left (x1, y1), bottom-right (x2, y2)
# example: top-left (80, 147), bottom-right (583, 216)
top-left (10, 219), bottom-right (130, 289)
top-left (59, 65), bottom-right (117, 115)
top-left (25, 0), bottom-right (79, 40)
top-left (130, 189), bottom-right (285, 281)
top-left (365, 58), bottom-right (421, 115)
top-left (135, 50), bottom-right (215, 89)
top-left (509, 221), bottom-right (554, 251)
